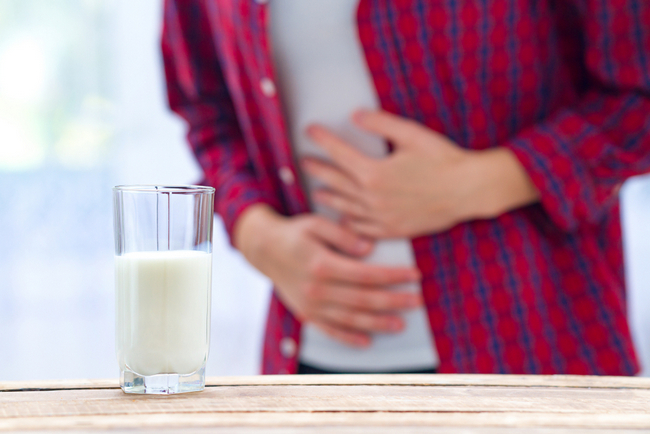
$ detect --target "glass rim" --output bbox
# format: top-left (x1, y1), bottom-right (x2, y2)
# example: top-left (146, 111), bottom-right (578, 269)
top-left (113, 185), bottom-right (215, 194)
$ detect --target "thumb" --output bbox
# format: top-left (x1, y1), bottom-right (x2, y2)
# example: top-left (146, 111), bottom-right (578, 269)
top-left (307, 216), bottom-right (374, 257)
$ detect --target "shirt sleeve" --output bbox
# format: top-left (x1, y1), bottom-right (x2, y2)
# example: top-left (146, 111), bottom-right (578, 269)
top-left (161, 0), bottom-right (281, 243)
top-left (503, 1), bottom-right (650, 232)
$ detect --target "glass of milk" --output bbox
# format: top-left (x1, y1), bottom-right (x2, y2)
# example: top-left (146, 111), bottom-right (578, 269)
top-left (113, 185), bottom-right (214, 394)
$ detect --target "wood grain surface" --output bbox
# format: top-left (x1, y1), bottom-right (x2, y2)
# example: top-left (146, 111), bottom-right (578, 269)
top-left (1, 375), bottom-right (649, 432)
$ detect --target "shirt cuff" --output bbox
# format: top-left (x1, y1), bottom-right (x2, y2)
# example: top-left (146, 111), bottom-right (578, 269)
top-left (203, 174), bottom-right (283, 246)
top-left (503, 110), bottom-right (616, 232)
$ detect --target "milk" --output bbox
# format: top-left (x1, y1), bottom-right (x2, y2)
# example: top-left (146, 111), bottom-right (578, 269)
top-left (115, 250), bottom-right (212, 376)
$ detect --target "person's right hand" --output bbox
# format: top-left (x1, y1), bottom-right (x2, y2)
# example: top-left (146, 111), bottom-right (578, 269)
top-left (234, 204), bottom-right (423, 347)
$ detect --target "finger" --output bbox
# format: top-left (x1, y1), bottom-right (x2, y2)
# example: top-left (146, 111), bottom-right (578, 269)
top-left (307, 216), bottom-right (374, 257)
top-left (314, 284), bottom-right (423, 313)
top-left (318, 251), bottom-right (421, 286)
top-left (342, 217), bottom-right (389, 239)
top-left (302, 157), bottom-right (362, 199)
top-left (311, 320), bottom-right (371, 347)
top-left (313, 189), bottom-right (369, 219)
top-left (306, 124), bottom-right (373, 178)
top-left (352, 109), bottom-right (434, 147)
top-left (318, 305), bottom-right (405, 334)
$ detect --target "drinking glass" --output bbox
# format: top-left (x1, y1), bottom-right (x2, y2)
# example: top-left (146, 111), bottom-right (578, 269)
top-left (113, 185), bottom-right (214, 394)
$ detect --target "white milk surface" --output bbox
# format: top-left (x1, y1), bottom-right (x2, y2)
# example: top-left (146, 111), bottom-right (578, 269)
top-left (115, 250), bottom-right (212, 376)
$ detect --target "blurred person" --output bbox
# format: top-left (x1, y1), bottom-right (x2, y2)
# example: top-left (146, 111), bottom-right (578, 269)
top-left (162, 0), bottom-right (650, 375)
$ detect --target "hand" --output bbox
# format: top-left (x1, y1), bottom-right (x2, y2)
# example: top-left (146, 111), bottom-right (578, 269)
top-left (303, 110), bottom-right (540, 239)
top-left (234, 204), bottom-right (423, 347)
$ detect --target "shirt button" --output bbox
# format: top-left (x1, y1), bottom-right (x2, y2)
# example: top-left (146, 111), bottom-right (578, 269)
top-left (280, 336), bottom-right (297, 358)
top-left (260, 77), bottom-right (276, 97)
top-left (278, 166), bottom-right (295, 186)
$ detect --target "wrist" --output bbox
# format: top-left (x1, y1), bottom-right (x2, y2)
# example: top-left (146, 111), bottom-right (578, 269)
top-left (461, 148), bottom-right (540, 221)
top-left (233, 203), bottom-right (284, 266)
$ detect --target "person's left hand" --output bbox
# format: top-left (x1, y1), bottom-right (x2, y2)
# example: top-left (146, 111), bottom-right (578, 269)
top-left (303, 109), bottom-right (539, 239)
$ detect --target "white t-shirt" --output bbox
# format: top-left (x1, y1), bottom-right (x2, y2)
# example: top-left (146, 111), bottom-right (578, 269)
top-left (269, 0), bottom-right (439, 372)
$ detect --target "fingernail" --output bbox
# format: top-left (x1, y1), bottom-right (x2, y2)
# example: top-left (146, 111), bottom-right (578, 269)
top-left (353, 109), bottom-right (370, 124)
top-left (313, 191), bottom-right (325, 203)
top-left (306, 124), bottom-right (321, 137)
top-left (389, 319), bottom-right (404, 332)
top-left (407, 296), bottom-right (423, 308)
top-left (355, 239), bottom-right (372, 253)
top-left (302, 164), bottom-right (311, 174)
top-left (356, 336), bottom-right (371, 347)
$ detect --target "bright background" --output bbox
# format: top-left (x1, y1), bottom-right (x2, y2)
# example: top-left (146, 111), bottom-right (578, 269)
top-left (0, 0), bottom-right (648, 380)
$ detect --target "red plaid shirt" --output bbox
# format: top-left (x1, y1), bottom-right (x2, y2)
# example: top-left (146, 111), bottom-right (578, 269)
top-left (162, 0), bottom-right (650, 375)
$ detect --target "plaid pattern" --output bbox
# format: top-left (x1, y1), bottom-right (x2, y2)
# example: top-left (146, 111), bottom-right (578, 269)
top-left (162, 0), bottom-right (650, 375)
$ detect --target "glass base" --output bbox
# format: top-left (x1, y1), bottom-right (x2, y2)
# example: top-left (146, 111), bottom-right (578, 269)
top-left (120, 366), bottom-right (205, 394)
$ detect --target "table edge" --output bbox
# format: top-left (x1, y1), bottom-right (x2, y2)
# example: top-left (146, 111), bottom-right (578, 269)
top-left (1, 374), bottom-right (650, 392)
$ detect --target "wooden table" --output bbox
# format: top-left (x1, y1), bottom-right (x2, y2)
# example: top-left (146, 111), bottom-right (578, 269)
top-left (1, 375), bottom-right (650, 433)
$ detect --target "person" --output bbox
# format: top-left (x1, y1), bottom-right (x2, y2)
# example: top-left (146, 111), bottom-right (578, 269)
top-left (162, 0), bottom-right (650, 375)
